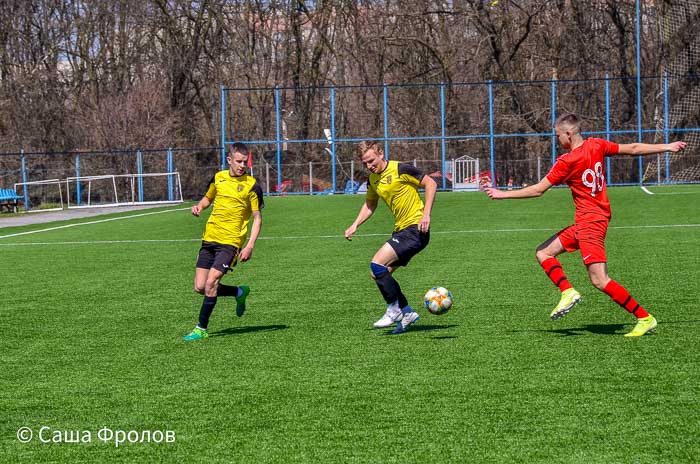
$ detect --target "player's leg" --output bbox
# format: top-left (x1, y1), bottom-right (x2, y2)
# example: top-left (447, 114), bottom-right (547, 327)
top-left (185, 245), bottom-right (216, 341)
top-left (185, 266), bottom-right (224, 341)
top-left (587, 263), bottom-right (656, 337)
top-left (385, 226), bottom-right (429, 334)
top-left (211, 247), bottom-right (250, 317)
top-left (370, 243), bottom-right (404, 328)
top-left (184, 244), bottom-right (226, 341)
top-left (536, 228), bottom-right (581, 320)
top-left (194, 267), bottom-right (208, 295)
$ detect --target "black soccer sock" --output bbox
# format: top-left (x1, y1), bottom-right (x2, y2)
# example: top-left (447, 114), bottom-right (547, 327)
top-left (375, 273), bottom-right (402, 305)
top-left (217, 284), bottom-right (239, 297)
top-left (397, 291), bottom-right (409, 310)
top-left (198, 296), bottom-right (218, 329)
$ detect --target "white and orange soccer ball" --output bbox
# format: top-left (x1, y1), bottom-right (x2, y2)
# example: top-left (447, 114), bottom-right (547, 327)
top-left (423, 287), bottom-right (453, 315)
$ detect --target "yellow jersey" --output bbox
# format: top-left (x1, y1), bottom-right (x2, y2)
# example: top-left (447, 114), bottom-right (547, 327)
top-left (367, 160), bottom-right (425, 232)
top-left (202, 170), bottom-right (264, 248)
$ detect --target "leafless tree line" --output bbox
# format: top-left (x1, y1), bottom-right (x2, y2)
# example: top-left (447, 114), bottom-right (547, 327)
top-left (0, 0), bottom-right (697, 186)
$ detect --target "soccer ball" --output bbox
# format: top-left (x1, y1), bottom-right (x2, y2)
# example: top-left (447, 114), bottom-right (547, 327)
top-left (424, 287), bottom-right (453, 315)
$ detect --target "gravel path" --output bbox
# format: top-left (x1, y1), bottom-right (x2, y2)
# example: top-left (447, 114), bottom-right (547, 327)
top-left (0, 205), bottom-right (179, 229)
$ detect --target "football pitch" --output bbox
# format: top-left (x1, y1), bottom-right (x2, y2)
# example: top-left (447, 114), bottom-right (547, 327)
top-left (1, 186), bottom-right (698, 463)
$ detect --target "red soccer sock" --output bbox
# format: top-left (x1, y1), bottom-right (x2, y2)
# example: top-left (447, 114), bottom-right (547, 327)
top-left (540, 257), bottom-right (572, 292)
top-left (602, 279), bottom-right (649, 319)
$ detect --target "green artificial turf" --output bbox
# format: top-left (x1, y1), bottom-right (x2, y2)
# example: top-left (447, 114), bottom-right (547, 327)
top-left (1, 185), bottom-right (698, 463)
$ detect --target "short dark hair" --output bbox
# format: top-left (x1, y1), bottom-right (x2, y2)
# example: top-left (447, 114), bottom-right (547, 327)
top-left (229, 142), bottom-right (249, 156)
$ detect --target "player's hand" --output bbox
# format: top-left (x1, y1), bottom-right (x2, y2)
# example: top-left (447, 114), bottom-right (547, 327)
top-left (191, 205), bottom-right (202, 216)
top-left (669, 141), bottom-right (687, 152)
top-left (239, 246), bottom-right (253, 262)
top-left (344, 224), bottom-right (357, 241)
top-left (484, 187), bottom-right (505, 199)
top-left (418, 215), bottom-right (430, 233)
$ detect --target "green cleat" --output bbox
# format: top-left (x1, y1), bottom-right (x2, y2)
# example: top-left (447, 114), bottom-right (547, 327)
top-left (550, 288), bottom-right (581, 320)
top-left (624, 315), bottom-right (657, 337)
top-left (183, 327), bottom-right (208, 341)
top-left (235, 286), bottom-right (250, 317)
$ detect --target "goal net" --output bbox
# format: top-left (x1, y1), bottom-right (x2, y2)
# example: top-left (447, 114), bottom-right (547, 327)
top-left (645, 0), bottom-right (700, 184)
top-left (66, 172), bottom-right (183, 209)
top-left (13, 179), bottom-right (64, 212)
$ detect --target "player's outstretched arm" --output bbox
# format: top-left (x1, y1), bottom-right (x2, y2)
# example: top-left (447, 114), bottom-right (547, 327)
top-left (484, 177), bottom-right (553, 200)
top-left (239, 210), bottom-right (262, 262)
top-left (345, 199), bottom-right (377, 241)
top-left (191, 196), bottom-right (212, 216)
top-left (616, 141), bottom-right (686, 156)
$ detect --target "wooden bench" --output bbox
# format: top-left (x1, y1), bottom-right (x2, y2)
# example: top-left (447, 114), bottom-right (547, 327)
top-left (0, 188), bottom-right (23, 213)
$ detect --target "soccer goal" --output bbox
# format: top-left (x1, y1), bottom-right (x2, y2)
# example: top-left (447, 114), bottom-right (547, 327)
top-left (643, 0), bottom-right (699, 187)
top-left (65, 172), bottom-right (183, 208)
top-left (14, 179), bottom-right (64, 212)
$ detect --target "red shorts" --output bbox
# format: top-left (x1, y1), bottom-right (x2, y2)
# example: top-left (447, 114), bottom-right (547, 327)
top-left (556, 221), bottom-right (608, 265)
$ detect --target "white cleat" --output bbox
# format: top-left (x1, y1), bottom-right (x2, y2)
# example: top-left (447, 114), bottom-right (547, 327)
top-left (392, 310), bottom-right (419, 334)
top-left (373, 307), bottom-right (403, 328)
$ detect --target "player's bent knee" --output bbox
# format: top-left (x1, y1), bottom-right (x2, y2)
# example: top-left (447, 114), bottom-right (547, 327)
top-left (194, 285), bottom-right (206, 295)
top-left (590, 275), bottom-right (609, 291)
top-left (370, 262), bottom-right (389, 279)
top-left (535, 248), bottom-right (550, 263)
top-left (204, 280), bottom-right (220, 296)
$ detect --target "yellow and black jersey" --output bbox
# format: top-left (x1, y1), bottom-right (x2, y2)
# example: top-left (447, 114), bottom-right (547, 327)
top-left (201, 170), bottom-right (264, 248)
top-left (367, 160), bottom-right (426, 232)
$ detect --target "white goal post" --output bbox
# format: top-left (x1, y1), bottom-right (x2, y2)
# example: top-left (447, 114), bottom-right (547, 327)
top-left (13, 179), bottom-right (65, 212)
top-left (65, 172), bottom-right (183, 209)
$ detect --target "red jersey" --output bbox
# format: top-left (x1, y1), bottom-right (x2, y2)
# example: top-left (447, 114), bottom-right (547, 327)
top-left (545, 138), bottom-right (619, 223)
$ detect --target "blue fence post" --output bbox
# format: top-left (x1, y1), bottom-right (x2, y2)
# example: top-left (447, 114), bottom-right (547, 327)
top-left (551, 77), bottom-right (557, 166)
top-left (663, 72), bottom-right (670, 183)
top-left (76, 153), bottom-right (82, 206)
top-left (137, 150), bottom-right (144, 203)
top-left (275, 86), bottom-right (282, 192)
top-left (488, 80), bottom-right (496, 187)
top-left (330, 86), bottom-right (337, 193)
top-left (440, 82), bottom-right (447, 191)
top-left (383, 84), bottom-right (389, 159)
top-left (21, 149), bottom-right (29, 210)
top-left (635, 0), bottom-right (643, 183)
top-left (221, 85), bottom-right (226, 170)
top-left (605, 74), bottom-right (611, 184)
top-left (167, 148), bottom-right (174, 201)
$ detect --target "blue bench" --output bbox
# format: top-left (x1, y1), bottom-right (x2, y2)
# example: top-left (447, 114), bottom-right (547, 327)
top-left (0, 188), bottom-right (23, 213)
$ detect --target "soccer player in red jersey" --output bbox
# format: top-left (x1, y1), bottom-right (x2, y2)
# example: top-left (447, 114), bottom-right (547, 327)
top-left (485, 113), bottom-right (686, 336)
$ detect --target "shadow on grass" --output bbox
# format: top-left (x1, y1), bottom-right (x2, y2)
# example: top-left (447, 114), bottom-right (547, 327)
top-left (210, 324), bottom-right (288, 337)
top-left (521, 319), bottom-right (700, 337)
top-left (380, 324), bottom-right (459, 336)
top-left (511, 323), bottom-right (627, 336)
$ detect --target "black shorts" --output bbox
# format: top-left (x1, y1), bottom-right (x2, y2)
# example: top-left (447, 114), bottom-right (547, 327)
top-left (196, 241), bottom-right (239, 274)
top-left (386, 225), bottom-right (430, 267)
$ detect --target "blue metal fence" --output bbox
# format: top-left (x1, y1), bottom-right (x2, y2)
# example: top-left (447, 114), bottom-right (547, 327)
top-left (1, 75), bottom-right (698, 211)
top-left (221, 74), bottom-right (699, 193)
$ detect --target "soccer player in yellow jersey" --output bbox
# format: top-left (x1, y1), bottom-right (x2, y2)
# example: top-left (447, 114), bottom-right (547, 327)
top-left (345, 141), bottom-right (437, 334)
top-left (183, 143), bottom-right (264, 341)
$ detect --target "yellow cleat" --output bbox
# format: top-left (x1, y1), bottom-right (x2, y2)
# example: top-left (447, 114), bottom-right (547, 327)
top-left (550, 288), bottom-right (581, 320)
top-left (624, 315), bottom-right (657, 337)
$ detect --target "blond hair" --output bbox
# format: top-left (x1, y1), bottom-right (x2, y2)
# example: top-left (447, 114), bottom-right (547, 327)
top-left (358, 140), bottom-right (382, 157)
